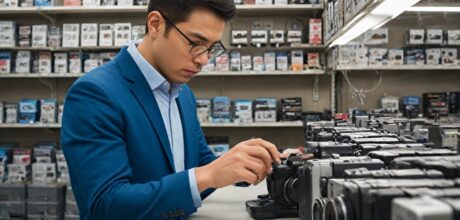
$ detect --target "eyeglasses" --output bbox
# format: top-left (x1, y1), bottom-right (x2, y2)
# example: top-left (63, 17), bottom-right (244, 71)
top-left (159, 11), bottom-right (227, 60)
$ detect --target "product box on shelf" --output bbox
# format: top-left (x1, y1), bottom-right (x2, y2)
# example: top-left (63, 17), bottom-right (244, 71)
top-left (405, 48), bottom-right (425, 65)
top-left (264, 52), bottom-right (276, 71)
top-left (117, 0), bottom-right (133, 6)
top-left (307, 52), bottom-right (320, 69)
top-left (202, 59), bottom-right (215, 72)
top-left (0, 0), bottom-right (18, 7)
top-left (48, 26), bottom-right (61, 48)
top-left (407, 29), bottom-right (425, 45)
top-left (254, 98), bottom-right (277, 122)
top-left (20, 0), bottom-right (33, 6)
top-left (99, 24), bottom-right (114, 47)
top-left (131, 25), bottom-right (146, 42)
top-left (58, 104), bottom-right (64, 123)
top-left (19, 99), bottom-right (40, 124)
top-left (426, 29), bottom-right (443, 45)
top-left (54, 53), bottom-right (68, 74)
top-left (34, 0), bottom-right (52, 6)
top-left (7, 164), bottom-right (31, 183)
top-left (38, 52), bottom-right (52, 73)
top-left (388, 49), bottom-right (404, 65)
top-left (62, 24), bottom-right (80, 48)
top-left (309, 19), bottom-right (322, 45)
top-left (15, 51), bottom-right (31, 73)
top-left (5, 104), bottom-right (17, 123)
top-left (363, 28), bottom-right (388, 45)
top-left (18, 25), bottom-right (31, 47)
top-left (40, 99), bottom-right (57, 124)
top-left (447, 30), bottom-right (460, 45)
top-left (83, 53), bottom-right (100, 73)
top-left (196, 99), bottom-right (211, 123)
top-left (241, 55), bottom-right (252, 71)
top-left (215, 53), bottom-right (229, 71)
top-left (291, 50), bottom-right (304, 71)
top-left (368, 48), bottom-right (388, 66)
top-left (64, 0), bottom-right (81, 6)
top-left (83, 0), bottom-right (99, 6)
top-left (253, 56), bottom-right (264, 71)
top-left (231, 30), bottom-right (248, 46)
top-left (0, 52), bottom-right (11, 74)
top-left (32, 25), bottom-right (48, 48)
top-left (233, 99), bottom-right (253, 123)
top-left (32, 163), bottom-right (57, 184)
top-left (211, 96), bottom-right (231, 123)
top-left (0, 21), bottom-right (15, 47)
top-left (33, 143), bottom-right (56, 163)
top-left (251, 30), bottom-right (268, 46)
top-left (81, 23), bottom-right (98, 47)
top-left (426, 48), bottom-right (442, 65)
top-left (230, 51), bottom-right (241, 71)
top-left (114, 23), bottom-right (132, 46)
top-left (441, 48), bottom-right (458, 65)
top-left (12, 148), bottom-right (32, 165)
top-left (269, 30), bottom-right (285, 45)
top-left (69, 52), bottom-right (82, 73)
top-left (276, 52), bottom-right (288, 71)
top-left (255, 0), bottom-right (272, 5)
top-left (101, 0), bottom-right (114, 5)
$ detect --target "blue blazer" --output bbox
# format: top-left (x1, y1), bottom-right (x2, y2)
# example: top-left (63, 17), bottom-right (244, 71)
top-left (61, 47), bottom-right (217, 220)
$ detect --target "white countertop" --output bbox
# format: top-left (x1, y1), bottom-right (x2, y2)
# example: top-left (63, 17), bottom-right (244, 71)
top-left (190, 181), bottom-right (299, 220)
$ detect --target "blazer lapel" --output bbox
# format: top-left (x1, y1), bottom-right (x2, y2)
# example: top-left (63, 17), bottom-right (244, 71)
top-left (115, 48), bottom-right (175, 172)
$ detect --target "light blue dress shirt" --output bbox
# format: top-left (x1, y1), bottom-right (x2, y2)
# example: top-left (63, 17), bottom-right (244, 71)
top-left (127, 41), bottom-right (202, 208)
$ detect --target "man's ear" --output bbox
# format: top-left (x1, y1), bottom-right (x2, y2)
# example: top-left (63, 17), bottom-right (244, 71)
top-left (146, 11), bottom-right (164, 39)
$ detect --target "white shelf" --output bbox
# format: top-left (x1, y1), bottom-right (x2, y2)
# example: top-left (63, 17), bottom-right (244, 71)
top-left (0, 70), bottom-right (324, 78)
top-left (336, 65), bottom-right (460, 71)
top-left (0, 46), bottom-right (122, 51)
top-left (0, 122), bottom-right (303, 128)
top-left (200, 121), bottom-right (303, 128)
top-left (0, 4), bottom-right (322, 16)
top-left (199, 70), bottom-right (325, 76)
top-left (0, 123), bottom-right (61, 128)
top-left (229, 44), bottom-right (325, 51)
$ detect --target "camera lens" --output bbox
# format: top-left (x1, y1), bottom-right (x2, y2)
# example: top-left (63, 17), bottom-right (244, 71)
top-left (313, 198), bottom-right (328, 220)
top-left (324, 197), bottom-right (350, 220)
top-left (283, 177), bottom-right (299, 205)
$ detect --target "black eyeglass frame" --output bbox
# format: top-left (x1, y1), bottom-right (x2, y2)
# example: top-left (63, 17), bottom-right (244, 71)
top-left (158, 11), bottom-right (227, 59)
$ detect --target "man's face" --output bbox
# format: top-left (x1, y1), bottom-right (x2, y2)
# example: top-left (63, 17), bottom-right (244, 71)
top-left (152, 8), bottom-right (226, 84)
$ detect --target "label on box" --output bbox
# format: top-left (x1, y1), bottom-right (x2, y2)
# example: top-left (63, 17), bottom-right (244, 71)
top-left (40, 99), bottom-right (57, 123)
top-left (38, 52), bottom-right (52, 73)
top-left (5, 104), bottom-right (17, 123)
top-left (408, 29), bottom-right (425, 45)
top-left (368, 48), bottom-right (388, 66)
top-left (15, 51), bottom-right (31, 73)
top-left (32, 163), bottom-right (57, 184)
top-left (241, 55), bottom-right (252, 71)
top-left (63, 24), bottom-right (80, 48)
top-left (32, 25), bottom-right (48, 47)
top-left (0, 21), bottom-right (15, 47)
top-left (276, 52), bottom-right (288, 71)
top-left (99, 24), bottom-right (114, 46)
top-left (54, 53), bottom-right (68, 73)
top-left (426, 48), bottom-right (441, 65)
top-left (426, 29), bottom-right (443, 45)
top-left (441, 48), bottom-right (458, 65)
top-left (230, 51), bottom-right (241, 71)
top-left (264, 52), bottom-right (276, 71)
top-left (253, 56), bottom-right (264, 71)
top-left (388, 49), bottom-right (404, 65)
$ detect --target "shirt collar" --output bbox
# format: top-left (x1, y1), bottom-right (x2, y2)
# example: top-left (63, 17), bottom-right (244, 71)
top-left (127, 41), bottom-right (183, 98)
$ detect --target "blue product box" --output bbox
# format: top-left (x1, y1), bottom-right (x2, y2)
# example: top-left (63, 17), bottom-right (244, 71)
top-left (405, 48), bottom-right (425, 65)
top-left (18, 99), bottom-right (40, 124)
top-left (211, 96), bottom-right (231, 123)
top-left (34, 0), bottom-right (53, 6)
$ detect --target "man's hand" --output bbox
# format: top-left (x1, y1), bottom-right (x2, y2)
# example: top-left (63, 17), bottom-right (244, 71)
top-left (195, 138), bottom-right (281, 192)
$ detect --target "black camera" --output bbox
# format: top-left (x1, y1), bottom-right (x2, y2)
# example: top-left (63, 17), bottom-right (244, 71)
top-left (323, 179), bottom-right (460, 220)
top-left (390, 155), bottom-right (460, 178)
top-left (367, 148), bottom-right (457, 165)
top-left (246, 154), bottom-right (312, 219)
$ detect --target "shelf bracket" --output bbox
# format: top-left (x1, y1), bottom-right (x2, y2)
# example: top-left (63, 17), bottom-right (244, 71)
top-left (37, 8), bottom-right (57, 25)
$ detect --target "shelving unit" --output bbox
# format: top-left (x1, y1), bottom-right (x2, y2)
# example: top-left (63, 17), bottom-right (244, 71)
top-left (336, 65), bottom-right (460, 71)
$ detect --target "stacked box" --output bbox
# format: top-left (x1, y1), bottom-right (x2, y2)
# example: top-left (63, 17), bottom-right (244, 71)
top-left (264, 52), bottom-right (276, 71)
top-left (441, 48), bottom-right (458, 65)
top-left (309, 19), bottom-right (322, 45)
top-left (99, 24), bottom-right (114, 46)
top-left (423, 92), bottom-right (449, 118)
top-left (62, 24), bottom-right (80, 48)
top-left (368, 48), bottom-right (388, 66)
top-left (38, 51), bottom-right (52, 73)
top-left (291, 50), bottom-right (304, 71)
top-left (7, 149), bottom-right (32, 183)
top-left (54, 53), bottom-right (68, 74)
top-left (241, 55), bottom-right (252, 71)
top-left (0, 52), bottom-right (11, 74)
top-left (211, 96), bottom-right (231, 123)
top-left (40, 99), bottom-right (57, 124)
top-left (28, 184), bottom-right (66, 219)
top-left (407, 29), bottom-right (425, 45)
top-left (5, 104), bottom-right (17, 123)
top-left (131, 25), bottom-right (146, 42)
top-left (276, 52), bottom-right (288, 71)
top-left (254, 98), bottom-right (277, 122)
top-left (426, 48), bottom-right (442, 65)
top-left (447, 30), bottom-right (460, 45)
top-left (253, 55), bottom-right (264, 71)
top-left (32, 25), bottom-right (48, 48)
top-left (269, 30), bottom-right (284, 45)
top-left (196, 99), bottom-right (211, 124)
top-left (0, 183), bottom-right (27, 219)
top-left (68, 52), bottom-right (82, 73)
top-left (307, 53), bottom-right (320, 69)
top-left (0, 21), bottom-right (15, 47)
top-left (280, 97), bottom-right (302, 121)
top-left (18, 99), bottom-right (40, 124)
top-left (426, 29), bottom-right (443, 45)
top-left (18, 25), bottom-right (32, 47)
top-left (230, 51), bottom-right (241, 71)
top-left (15, 51), bottom-right (31, 73)
top-left (56, 151), bottom-right (69, 184)
top-left (114, 23), bottom-right (131, 46)
top-left (65, 186), bottom-right (79, 219)
top-left (363, 28), bottom-right (388, 45)
top-left (81, 23), bottom-right (98, 47)
top-left (405, 48), bottom-right (425, 65)
top-left (233, 99), bottom-right (253, 123)
top-left (388, 49), bottom-right (404, 65)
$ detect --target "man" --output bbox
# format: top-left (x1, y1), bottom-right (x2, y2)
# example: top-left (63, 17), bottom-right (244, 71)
top-left (61, 0), bottom-right (281, 219)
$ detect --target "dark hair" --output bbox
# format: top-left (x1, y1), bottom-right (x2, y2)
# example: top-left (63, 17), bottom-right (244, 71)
top-left (146, 0), bottom-right (236, 33)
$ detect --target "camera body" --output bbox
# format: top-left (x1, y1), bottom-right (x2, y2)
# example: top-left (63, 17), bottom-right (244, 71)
top-left (246, 154), bottom-right (311, 219)
top-left (297, 156), bottom-right (384, 220)
top-left (392, 196), bottom-right (460, 220)
top-left (390, 155), bottom-right (460, 178)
